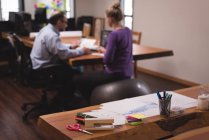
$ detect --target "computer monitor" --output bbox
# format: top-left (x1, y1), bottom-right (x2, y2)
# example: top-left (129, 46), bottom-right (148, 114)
top-left (9, 12), bottom-right (28, 36)
top-left (19, 12), bottom-right (32, 33)
top-left (34, 8), bottom-right (47, 24)
top-left (100, 30), bottom-right (111, 47)
top-left (66, 18), bottom-right (76, 31)
top-left (8, 12), bottom-right (32, 35)
top-left (0, 21), bottom-right (14, 32)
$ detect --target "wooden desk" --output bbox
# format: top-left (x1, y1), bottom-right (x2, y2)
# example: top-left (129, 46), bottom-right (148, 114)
top-left (38, 85), bottom-right (209, 140)
top-left (20, 37), bottom-right (173, 66)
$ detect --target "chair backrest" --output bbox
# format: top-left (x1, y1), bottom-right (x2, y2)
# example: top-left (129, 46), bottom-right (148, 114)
top-left (66, 18), bottom-right (76, 31)
top-left (82, 23), bottom-right (91, 37)
top-left (11, 34), bottom-right (33, 85)
top-left (132, 31), bottom-right (142, 44)
top-left (90, 79), bottom-right (151, 105)
top-left (77, 16), bottom-right (94, 35)
top-left (11, 34), bottom-right (64, 88)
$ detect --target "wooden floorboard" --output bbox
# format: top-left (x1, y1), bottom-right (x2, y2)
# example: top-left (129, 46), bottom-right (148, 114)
top-left (0, 66), bottom-right (189, 140)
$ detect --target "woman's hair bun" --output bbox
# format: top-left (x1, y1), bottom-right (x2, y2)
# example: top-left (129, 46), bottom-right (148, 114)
top-left (112, 2), bottom-right (120, 9)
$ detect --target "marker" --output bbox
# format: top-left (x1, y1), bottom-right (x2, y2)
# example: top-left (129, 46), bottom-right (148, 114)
top-left (157, 91), bottom-right (162, 100)
top-left (163, 91), bottom-right (166, 99)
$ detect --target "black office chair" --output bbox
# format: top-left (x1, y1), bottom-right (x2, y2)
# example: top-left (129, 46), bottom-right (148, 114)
top-left (76, 16), bottom-right (94, 36)
top-left (90, 79), bottom-right (151, 105)
top-left (11, 34), bottom-right (65, 120)
top-left (0, 21), bottom-right (16, 74)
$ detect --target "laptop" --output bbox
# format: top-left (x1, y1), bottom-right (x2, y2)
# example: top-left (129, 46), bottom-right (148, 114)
top-left (100, 30), bottom-right (111, 47)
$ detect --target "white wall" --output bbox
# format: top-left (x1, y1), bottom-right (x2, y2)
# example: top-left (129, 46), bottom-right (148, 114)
top-left (134, 0), bottom-right (209, 84)
top-left (75, 0), bottom-right (94, 18)
top-left (76, 0), bottom-right (116, 29)
top-left (24, 0), bottom-right (35, 19)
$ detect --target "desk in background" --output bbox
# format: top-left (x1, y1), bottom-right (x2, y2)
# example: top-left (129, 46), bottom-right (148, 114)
top-left (38, 85), bottom-right (209, 140)
top-left (20, 36), bottom-right (173, 66)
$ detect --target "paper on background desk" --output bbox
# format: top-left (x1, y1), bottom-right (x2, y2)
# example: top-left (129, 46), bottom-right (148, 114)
top-left (79, 38), bottom-right (98, 50)
top-left (29, 31), bottom-right (82, 38)
top-left (91, 53), bottom-right (104, 56)
top-left (84, 91), bottom-right (197, 125)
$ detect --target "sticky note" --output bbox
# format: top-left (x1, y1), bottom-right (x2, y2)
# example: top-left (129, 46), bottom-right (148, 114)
top-left (128, 114), bottom-right (146, 119)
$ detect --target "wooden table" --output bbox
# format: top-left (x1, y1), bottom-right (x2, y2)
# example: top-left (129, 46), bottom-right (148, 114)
top-left (20, 36), bottom-right (173, 66)
top-left (38, 85), bottom-right (209, 140)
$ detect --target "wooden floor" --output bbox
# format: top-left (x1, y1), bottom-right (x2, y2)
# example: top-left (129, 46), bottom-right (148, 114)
top-left (0, 65), bottom-right (188, 140)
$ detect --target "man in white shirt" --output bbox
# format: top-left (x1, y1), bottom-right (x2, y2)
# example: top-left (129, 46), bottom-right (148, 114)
top-left (31, 12), bottom-right (89, 69)
top-left (30, 11), bottom-right (90, 109)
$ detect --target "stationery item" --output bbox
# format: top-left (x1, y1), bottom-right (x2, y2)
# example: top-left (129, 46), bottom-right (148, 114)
top-left (80, 38), bottom-right (98, 50)
top-left (84, 92), bottom-right (196, 122)
top-left (77, 112), bottom-right (95, 118)
top-left (158, 91), bottom-right (172, 117)
top-left (128, 113), bottom-right (146, 119)
top-left (76, 112), bottom-right (95, 124)
top-left (197, 94), bottom-right (209, 110)
top-left (126, 113), bottom-right (145, 126)
top-left (66, 124), bottom-right (93, 135)
top-left (84, 110), bottom-right (126, 125)
top-left (128, 121), bottom-right (143, 126)
top-left (85, 118), bottom-right (114, 130)
top-left (156, 91), bottom-right (162, 100)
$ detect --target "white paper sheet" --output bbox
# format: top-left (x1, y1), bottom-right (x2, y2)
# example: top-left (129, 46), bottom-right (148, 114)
top-left (79, 38), bottom-right (97, 50)
top-left (83, 91), bottom-right (197, 125)
top-left (29, 31), bottom-right (82, 38)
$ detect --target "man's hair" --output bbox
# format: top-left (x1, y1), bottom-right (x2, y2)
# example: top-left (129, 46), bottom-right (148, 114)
top-left (48, 11), bottom-right (65, 25)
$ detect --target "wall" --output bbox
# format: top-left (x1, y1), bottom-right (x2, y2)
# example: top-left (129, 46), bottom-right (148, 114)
top-left (134, 0), bottom-right (209, 84)
top-left (75, 0), bottom-right (94, 18)
top-left (75, 0), bottom-right (117, 29)
top-left (24, 0), bottom-right (35, 19)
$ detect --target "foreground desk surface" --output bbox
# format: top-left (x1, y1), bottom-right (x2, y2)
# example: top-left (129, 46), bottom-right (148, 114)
top-left (38, 85), bottom-right (209, 140)
top-left (20, 36), bottom-right (173, 66)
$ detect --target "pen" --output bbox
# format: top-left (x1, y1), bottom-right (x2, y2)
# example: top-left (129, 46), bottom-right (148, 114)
top-left (163, 91), bottom-right (166, 99)
top-left (157, 91), bottom-right (162, 100)
top-left (168, 94), bottom-right (172, 101)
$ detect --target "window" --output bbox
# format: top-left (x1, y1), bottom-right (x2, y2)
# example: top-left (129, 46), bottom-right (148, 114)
top-left (0, 0), bottom-right (21, 20)
top-left (65, 0), bottom-right (74, 18)
top-left (121, 0), bottom-right (133, 29)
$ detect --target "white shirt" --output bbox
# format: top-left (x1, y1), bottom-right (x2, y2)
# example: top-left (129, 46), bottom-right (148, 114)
top-left (30, 24), bottom-right (84, 69)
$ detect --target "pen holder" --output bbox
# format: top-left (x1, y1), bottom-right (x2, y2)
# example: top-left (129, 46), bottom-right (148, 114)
top-left (159, 99), bottom-right (171, 117)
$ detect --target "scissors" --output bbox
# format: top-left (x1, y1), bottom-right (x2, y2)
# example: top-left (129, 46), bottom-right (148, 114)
top-left (66, 124), bottom-right (93, 135)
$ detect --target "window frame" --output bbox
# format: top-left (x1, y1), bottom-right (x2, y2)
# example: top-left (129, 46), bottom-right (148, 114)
top-left (0, 0), bottom-right (24, 20)
top-left (120, 0), bottom-right (134, 30)
top-left (65, 0), bottom-right (75, 18)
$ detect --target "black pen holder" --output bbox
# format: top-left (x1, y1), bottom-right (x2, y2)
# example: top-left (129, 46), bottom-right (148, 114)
top-left (159, 99), bottom-right (171, 117)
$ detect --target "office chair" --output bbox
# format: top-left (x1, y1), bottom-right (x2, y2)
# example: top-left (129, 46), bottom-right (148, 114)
top-left (132, 31), bottom-right (142, 45)
top-left (77, 16), bottom-right (94, 36)
top-left (11, 34), bottom-right (65, 120)
top-left (66, 18), bottom-right (76, 31)
top-left (0, 21), bottom-right (16, 74)
top-left (90, 79), bottom-right (151, 105)
top-left (33, 8), bottom-right (47, 31)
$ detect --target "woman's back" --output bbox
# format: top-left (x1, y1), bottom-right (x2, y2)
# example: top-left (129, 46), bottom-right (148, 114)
top-left (104, 27), bottom-right (133, 77)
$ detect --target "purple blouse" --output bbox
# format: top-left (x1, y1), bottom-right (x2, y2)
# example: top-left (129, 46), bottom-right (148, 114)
top-left (104, 27), bottom-right (133, 77)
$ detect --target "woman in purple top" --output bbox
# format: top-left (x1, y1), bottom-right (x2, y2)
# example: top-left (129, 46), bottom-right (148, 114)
top-left (74, 3), bottom-right (133, 101)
